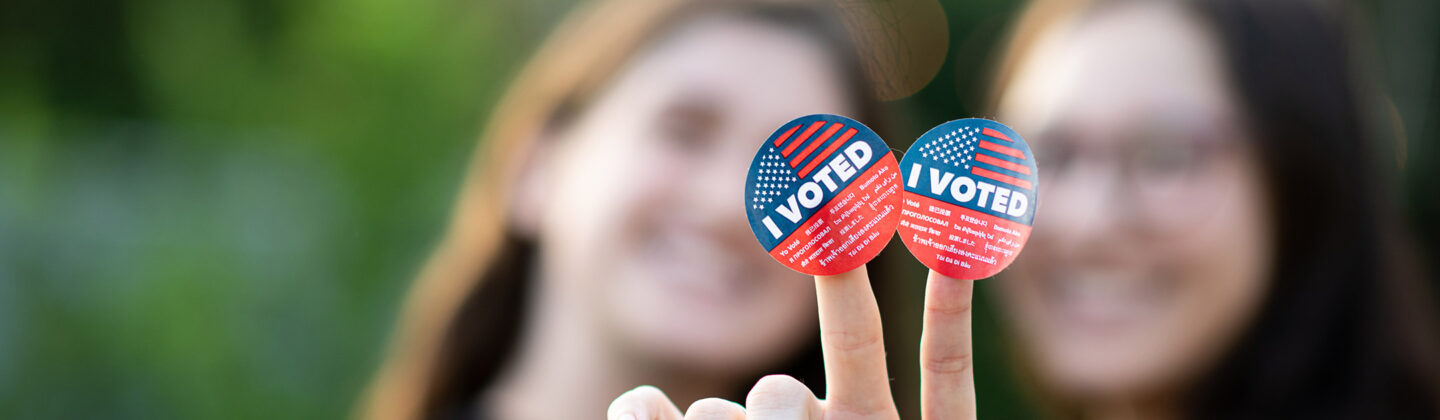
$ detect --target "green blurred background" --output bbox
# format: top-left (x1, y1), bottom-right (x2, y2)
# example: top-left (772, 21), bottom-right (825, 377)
top-left (1, 0), bottom-right (1435, 418)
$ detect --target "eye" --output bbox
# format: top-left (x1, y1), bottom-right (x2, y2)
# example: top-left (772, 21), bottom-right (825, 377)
top-left (1033, 134), bottom-right (1076, 177)
top-left (654, 98), bottom-right (722, 152)
top-left (1128, 113), bottom-right (1236, 179)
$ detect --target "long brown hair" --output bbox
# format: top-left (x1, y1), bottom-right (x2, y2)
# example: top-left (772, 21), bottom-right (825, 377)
top-left (359, 0), bottom-right (905, 418)
top-left (988, 0), bottom-right (1440, 417)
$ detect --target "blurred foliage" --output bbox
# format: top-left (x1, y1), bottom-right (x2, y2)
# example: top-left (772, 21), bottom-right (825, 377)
top-left (0, 0), bottom-right (1434, 419)
top-left (0, 0), bottom-right (572, 417)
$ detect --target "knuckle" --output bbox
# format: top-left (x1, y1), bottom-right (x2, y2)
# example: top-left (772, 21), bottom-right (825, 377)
top-left (629, 385), bottom-right (667, 400)
top-left (747, 375), bottom-right (819, 418)
top-left (925, 299), bottom-right (972, 316)
top-left (922, 351), bottom-right (973, 375)
top-left (612, 384), bottom-right (669, 413)
top-left (609, 386), bottom-right (659, 418)
top-left (823, 329), bottom-right (883, 352)
top-left (749, 374), bottom-right (808, 399)
top-left (685, 397), bottom-right (741, 417)
top-left (754, 374), bottom-right (804, 391)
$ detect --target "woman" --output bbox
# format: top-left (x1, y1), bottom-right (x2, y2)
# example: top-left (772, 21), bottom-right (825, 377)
top-left (359, 0), bottom-right (917, 419)
top-left (615, 0), bottom-right (1440, 418)
top-left (993, 0), bottom-right (1440, 418)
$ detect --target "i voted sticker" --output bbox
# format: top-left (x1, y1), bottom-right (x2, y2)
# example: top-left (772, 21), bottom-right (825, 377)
top-left (745, 114), bottom-right (903, 276)
top-left (898, 119), bottom-right (1038, 280)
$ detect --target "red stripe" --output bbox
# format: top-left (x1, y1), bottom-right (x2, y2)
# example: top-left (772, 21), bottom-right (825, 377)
top-left (772, 125), bottom-right (801, 147)
top-left (971, 167), bottom-right (1033, 190)
top-left (797, 128), bottom-right (857, 178)
top-left (782, 121), bottom-right (827, 157)
top-left (974, 153), bottom-right (1032, 175)
top-left (982, 127), bottom-right (1012, 142)
top-left (978, 140), bottom-right (1025, 159)
top-left (790, 123), bottom-right (843, 167)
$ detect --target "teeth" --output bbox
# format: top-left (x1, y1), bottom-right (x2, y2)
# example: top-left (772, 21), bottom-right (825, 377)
top-left (1050, 271), bottom-right (1154, 326)
top-left (668, 235), bottom-right (738, 277)
top-left (654, 233), bottom-right (745, 297)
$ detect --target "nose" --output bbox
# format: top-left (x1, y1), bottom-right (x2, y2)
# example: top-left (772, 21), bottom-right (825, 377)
top-left (684, 145), bottom-right (758, 250)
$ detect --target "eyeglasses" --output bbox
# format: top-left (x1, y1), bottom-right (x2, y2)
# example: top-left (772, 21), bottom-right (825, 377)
top-left (1031, 117), bottom-right (1251, 231)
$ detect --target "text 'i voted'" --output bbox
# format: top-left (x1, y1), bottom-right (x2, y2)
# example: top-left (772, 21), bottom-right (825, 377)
top-left (744, 114), bottom-right (902, 276)
top-left (899, 119), bottom-right (1039, 280)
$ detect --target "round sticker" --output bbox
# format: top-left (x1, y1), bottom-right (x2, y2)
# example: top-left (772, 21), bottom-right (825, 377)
top-left (745, 114), bottom-right (903, 276)
top-left (898, 119), bottom-right (1039, 280)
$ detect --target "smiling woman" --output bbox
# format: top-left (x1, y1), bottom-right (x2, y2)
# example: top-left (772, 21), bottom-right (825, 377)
top-left (990, 0), bottom-right (1440, 418)
top-left (355, 0), bottom-right (914, 419)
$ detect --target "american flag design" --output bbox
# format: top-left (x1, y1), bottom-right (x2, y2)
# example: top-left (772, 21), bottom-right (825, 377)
top-left (898, 119), bottom-right (1039, 280)
top-left (745, 114), bottom-right (902, 276)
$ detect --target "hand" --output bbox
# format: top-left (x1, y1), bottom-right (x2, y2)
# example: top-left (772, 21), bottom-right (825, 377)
top-left (608, 268), bottom-right (976, 419)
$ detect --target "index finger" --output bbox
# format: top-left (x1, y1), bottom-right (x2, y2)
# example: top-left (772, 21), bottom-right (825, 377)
top-left (919, 270), bottom-right (976, 419)
top-left (814, 265), bottom-right (897, 417)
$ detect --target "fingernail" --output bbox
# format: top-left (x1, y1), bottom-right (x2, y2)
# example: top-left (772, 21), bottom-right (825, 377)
top-left (620, 414), bottom-right (636, 420)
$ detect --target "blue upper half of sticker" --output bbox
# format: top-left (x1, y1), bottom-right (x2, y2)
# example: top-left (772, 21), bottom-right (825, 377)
top-left (744, 114), bottom-right (889, 252)
top-left (900, 118), bottom-right (1039, 226)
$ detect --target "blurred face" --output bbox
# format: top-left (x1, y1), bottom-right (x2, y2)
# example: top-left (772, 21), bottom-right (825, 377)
top-left (527, 16), bottom-right (853, 374)
top-left (996, 3), bottom-right (1274, 400)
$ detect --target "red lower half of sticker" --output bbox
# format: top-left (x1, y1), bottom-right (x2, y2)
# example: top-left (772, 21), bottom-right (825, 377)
top-left (898, 193), bottom-right (1032, 280)
top-left (767, 155), bottom-right (901, 276)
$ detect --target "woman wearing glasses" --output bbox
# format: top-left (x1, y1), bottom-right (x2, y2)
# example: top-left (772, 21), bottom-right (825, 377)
top-left (616, 0), bottom-right (1440, 418)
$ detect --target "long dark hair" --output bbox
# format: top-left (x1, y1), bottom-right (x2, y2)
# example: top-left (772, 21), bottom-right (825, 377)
top-left (990, 0), bottom-right (1440, 417)
top-left (360, 1), bottom-right (907, 419)
top-left (1186, 0), bottom-right (1439, 417)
